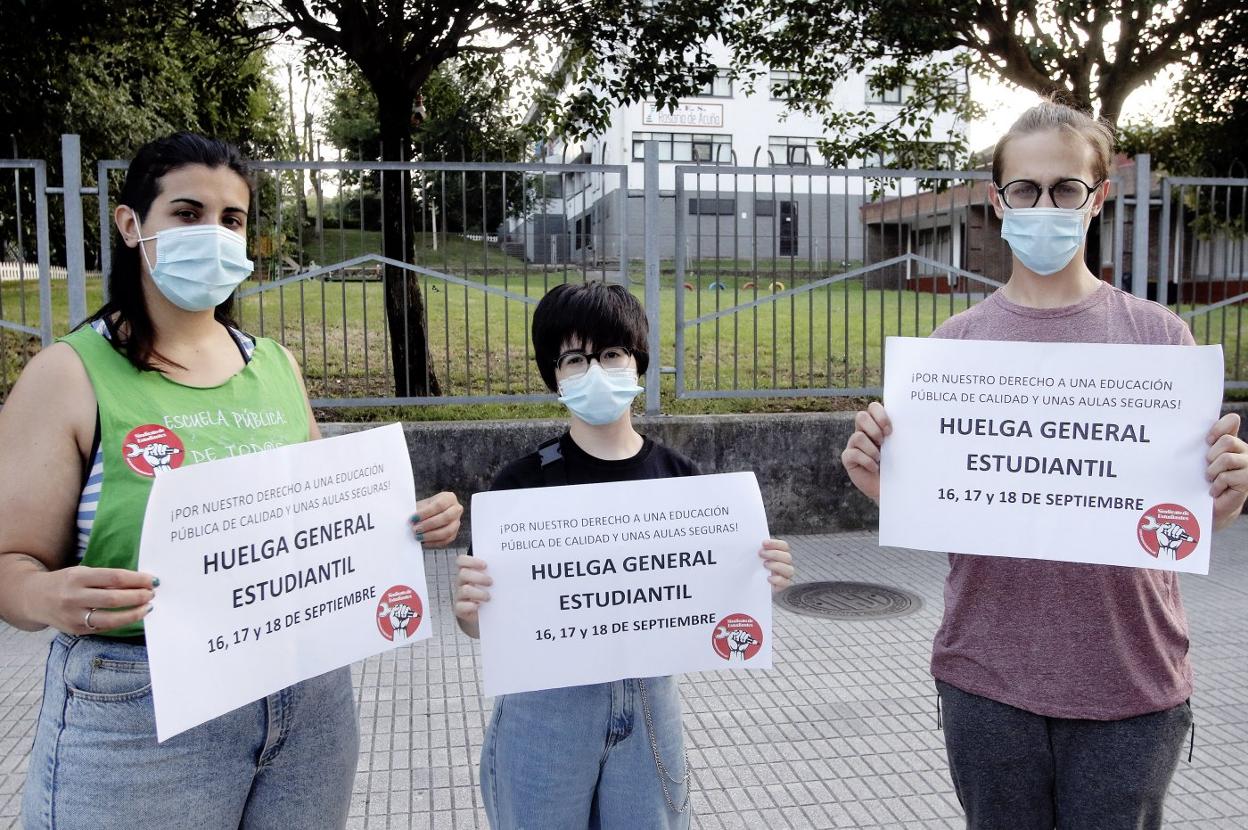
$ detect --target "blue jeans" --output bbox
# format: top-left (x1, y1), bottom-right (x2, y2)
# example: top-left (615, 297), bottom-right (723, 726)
top-left (22, 633), bottom-right (359, 829)
top-left (480, 677), bottom-right (691, 830)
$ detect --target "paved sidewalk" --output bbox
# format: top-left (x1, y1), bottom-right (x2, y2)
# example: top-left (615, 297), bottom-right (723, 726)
top-left (2, 527), bottom-right (1246, 829)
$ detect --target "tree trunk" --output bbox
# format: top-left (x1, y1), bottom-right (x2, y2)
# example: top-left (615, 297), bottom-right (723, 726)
top-left (377, 89), bottom-right (442, 397)
top-left (1097, 86), bottom-right (1127, 128)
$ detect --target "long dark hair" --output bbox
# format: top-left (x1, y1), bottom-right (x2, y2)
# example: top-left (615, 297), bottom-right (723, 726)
top-left (86, 132), bottom-right (253, 371)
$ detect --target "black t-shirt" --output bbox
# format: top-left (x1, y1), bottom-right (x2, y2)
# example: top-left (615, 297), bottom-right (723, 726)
top-left (490, 432), bottom-right (700, 492)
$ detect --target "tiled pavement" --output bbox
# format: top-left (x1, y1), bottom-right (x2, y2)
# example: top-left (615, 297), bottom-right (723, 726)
top-left (2, 527), bottom-right (1246, 829)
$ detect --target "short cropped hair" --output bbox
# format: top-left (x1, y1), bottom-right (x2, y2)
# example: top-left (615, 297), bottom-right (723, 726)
top-left (532, 281), bottom-right (650, 391)
top-left (992, 98), bottom-right (1115, 185)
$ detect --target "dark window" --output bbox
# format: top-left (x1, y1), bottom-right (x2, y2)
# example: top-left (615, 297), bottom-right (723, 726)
top-left (695, 69), bottom-right (733, 98)
top-left (770, 70), bottom-right (801, 100)
top-left (689, 198), bottom-right (736, 216)
top-left (633, 132), bottom-right (732, 163)
top-left (768, 137), bottom-right (822, 167)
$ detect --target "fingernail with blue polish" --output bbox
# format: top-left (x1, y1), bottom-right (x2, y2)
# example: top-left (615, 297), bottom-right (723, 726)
top-left (410, 513), bottom-right (421, 524)
top-left (152, 577), bottom-right (161, 588)
top-left (416, 531), bottom-right (426, 542)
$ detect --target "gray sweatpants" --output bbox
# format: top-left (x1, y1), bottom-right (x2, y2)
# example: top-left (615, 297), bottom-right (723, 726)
top-left (936, 680), bottom-right (1193, 830)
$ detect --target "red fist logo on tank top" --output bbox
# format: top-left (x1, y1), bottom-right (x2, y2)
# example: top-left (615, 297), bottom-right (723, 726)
top-left (122, 424), bottom-right (186, 477)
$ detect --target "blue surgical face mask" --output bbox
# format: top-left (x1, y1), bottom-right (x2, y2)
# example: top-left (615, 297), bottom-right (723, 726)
top-left (133, 211), bottom-right (254, 311)
top-left (1000, 206), bottom-right (1090, 276)
top-left (557, 364), bottom-right (643, 425)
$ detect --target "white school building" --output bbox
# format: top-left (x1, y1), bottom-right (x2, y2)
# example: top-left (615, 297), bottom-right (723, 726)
top-left (510, 46), bottom-right (965, 267)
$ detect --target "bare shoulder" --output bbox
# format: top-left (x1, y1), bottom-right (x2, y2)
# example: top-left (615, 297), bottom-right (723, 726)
top-left (0, 343), bottom-right (95, 443)
top-left (0, 343), bottom-right (97, 567)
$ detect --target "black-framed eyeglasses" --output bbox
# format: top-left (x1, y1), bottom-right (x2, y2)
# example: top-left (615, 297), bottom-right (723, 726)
top-left (995, 178), bottom-right (1103, 210)
top-left (555, 345), bottom-right (637, 377)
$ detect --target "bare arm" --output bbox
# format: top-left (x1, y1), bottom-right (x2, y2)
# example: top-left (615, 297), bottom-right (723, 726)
top-left (0, 344), bottom-right (154, 632)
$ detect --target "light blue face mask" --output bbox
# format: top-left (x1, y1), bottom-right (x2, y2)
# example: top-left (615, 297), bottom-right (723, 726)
top-left (1000, 206), bottom-right (1090, 276)
top-left (133, 212), bottom-right (254, 311)
top-left (557, 364), bottom-right (643, 425)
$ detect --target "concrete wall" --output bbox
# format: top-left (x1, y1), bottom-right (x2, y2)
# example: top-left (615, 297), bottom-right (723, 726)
top-left (323, 405), bottom-right (1248, 546)
top-left (321, 413), bottom-right (875, 545)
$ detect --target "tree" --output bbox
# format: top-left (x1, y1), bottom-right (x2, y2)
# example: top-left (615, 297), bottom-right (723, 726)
top-left (1119, 5), bottom-right (1247, 177)
top-left (219, 0), bottom-right (736, 397)
top-left (736, 0), bottom-right (1243, 165)
top-left (0, 1), bottom-right (287, 266)
top-left (323, 58), bottom-right (530, 233)
top-left (1117, 5), bottom-right (1247, 241)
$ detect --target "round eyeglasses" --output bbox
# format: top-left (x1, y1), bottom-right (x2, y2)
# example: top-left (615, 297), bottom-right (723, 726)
top-left (555, 345), bottom-right (637, 377)
top-left (996, 178), bottom-right (1103, 210)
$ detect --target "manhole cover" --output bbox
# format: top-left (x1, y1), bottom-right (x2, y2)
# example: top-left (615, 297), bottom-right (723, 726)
top-left (776, 581), bottom-right (923, 620)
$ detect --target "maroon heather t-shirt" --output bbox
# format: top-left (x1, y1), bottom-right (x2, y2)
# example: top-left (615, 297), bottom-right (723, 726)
top-left (929, 281), bottom-right (1197, 720)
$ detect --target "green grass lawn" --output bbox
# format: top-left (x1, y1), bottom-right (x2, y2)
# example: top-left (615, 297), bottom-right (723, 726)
top-left (6, 258), bottom-right (1248, 418)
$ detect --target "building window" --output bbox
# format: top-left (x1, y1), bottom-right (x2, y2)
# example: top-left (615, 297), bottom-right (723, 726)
top-left (632, 132), bottom-right (733, 163)
top-left (695, 68), bottom-right (733, 98)
top-left (768, 136), bottom-right (823, 166)
top-left (862, 141), bottom-right (958, 169)
top-left (689, 198), bottom-right (736, 216)
top-left (865, 83), bottom-right (905, 104)
top-left (574, 214), bottom-right (594, 250)
top-left (770, 70), bottom-right (802, 101)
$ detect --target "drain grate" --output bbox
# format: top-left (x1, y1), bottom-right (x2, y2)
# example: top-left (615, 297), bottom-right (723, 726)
top-left (776, 581), bottom-right (923, 620)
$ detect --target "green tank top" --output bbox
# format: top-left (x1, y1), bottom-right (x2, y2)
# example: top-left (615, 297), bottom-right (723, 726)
top-left (61, 324), bottom-right (310, 637)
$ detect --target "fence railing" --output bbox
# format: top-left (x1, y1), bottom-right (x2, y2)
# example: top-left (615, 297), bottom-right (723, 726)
top-left (92, 156), bottom-right (630, 407)
top-left (3, 136), bottom-right (1247, 410)
top-left (669, 163), bottom-right (1126, 399)
top-left (1159, 177), bottom-right (1248, 388)
top-left (0, 159), bottom-right (52, 399)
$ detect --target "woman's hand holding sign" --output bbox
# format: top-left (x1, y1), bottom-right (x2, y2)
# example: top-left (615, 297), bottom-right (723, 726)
top-left (1206, 413), bottom-right (1248, 530)
top-left (26, 564), bottom-right (156, 635)
top-left (409, 491), bottom-right (464, 547)
top-left (842, 402), bottom-right (893, 504)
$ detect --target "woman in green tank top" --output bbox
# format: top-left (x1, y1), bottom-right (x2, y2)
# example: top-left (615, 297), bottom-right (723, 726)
top-left (0, 133), bottom-right (463, 829)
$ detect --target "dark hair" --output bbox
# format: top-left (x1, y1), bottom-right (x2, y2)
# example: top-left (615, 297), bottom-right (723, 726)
top-left (532, 281), bottom-right (650, 391)
top-left (85, 132), bottom-right (253, 371)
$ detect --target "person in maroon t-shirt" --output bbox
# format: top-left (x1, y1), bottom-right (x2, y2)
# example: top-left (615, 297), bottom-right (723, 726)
top-left (842, 100), bottom-right (1248, 829)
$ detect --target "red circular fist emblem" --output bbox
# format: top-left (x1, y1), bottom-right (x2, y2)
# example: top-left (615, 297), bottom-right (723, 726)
top-left (122, 424), bottom-right (185, 477)
top-left (1136, 504), bottom-right (1200, 562)
top-left (711, 613), bottom-right (763, 661)
top-left (377, 585), bottom-right (423, 641)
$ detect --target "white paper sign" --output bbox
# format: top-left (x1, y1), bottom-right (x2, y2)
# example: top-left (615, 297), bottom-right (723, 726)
top-left (139, 423), bottom-right (431, 741)
top-left (473, 472), bottom-right (772, 697)
top-left (880, 337), bottom-right (1225, 573)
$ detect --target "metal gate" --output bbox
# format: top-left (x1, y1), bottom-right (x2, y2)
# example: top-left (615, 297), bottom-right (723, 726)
top-left (0, 158), bottom-right (53, 403)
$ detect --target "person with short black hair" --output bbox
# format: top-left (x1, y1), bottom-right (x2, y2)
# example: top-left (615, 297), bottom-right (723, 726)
top-left (455, 281), bottom-right (794, 828)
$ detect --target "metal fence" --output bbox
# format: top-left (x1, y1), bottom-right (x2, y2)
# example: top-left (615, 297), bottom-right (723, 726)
top-left (1159, 177), bottom-right (1248, 388)
top-left (92, 154), bottom-right (631, 408)
top-left (2, 136), bottom-right (1247, 411)
top-left (669, 161), bottom-right (1128, 399)
top-left (0, 158), bottom-right (52, 398)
